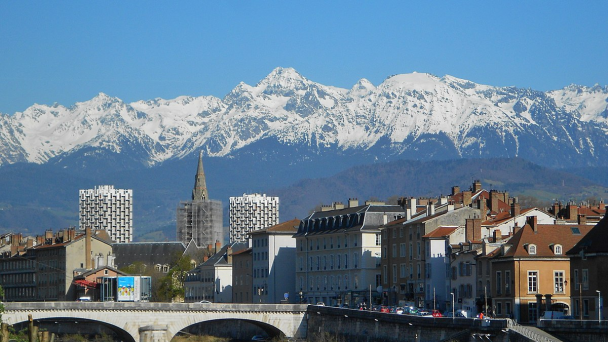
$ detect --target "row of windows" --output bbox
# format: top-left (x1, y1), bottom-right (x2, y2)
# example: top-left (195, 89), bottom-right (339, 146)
top-left (298, 274), bottom-right (365, 291)
top-left (387, 242), bottom-right (422, 260)
top-left (299, 254), bottom-right (361, 271)
top-left (298, 234), bottom-right (374, 252)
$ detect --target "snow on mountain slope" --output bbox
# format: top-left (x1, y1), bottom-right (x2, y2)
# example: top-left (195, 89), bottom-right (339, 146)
top-left (0, 67), bottom-right (607, 168)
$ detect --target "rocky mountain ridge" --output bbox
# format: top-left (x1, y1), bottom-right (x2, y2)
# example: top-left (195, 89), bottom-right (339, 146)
top-left (1, 67), bottom-right (607, 170)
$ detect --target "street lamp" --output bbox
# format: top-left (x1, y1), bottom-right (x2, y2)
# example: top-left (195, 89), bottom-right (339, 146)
top-left (597, 290), bottom-right (602, 323)
top-left (299, 291), bottom-right (303, 304)
top-left (451, 292), bottom-right (455, 321)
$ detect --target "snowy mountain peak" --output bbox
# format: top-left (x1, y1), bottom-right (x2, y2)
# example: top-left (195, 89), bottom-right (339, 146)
top-left (0, 68), bottom-right (607, 169)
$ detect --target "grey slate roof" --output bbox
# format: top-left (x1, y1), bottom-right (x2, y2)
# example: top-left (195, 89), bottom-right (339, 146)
top-left (112, 242), bottom-right (186, 269)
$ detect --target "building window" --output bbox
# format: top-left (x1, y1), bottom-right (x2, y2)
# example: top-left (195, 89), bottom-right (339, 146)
top-left (554, 244), bottom-right (562, 255)
top-left (528, 244), bottom-right (536, 255)
top-left (497, 302), bottom-right (502, 316)
top-left (505, 271), bottom-right (511, 295)
top-left (583, 299), bottom-right (590, 317)
top-left (393, 265), bottom-right (397, 283)
top-left (400, 243), bottom-right (406, 257)
top-left (528, 271), bottom-right (538, 293)
top-left (582, 269), bottom-right (589, 290)
top-left (392, 244), bottom-right (397, 258)
top-left (496, 271), bottom-right (502, 295)
top-left (554, 271), bottom-right (565, 293)
top-left (574, 269), bottom-right (580, 290)
top-left (383, 265), bottom-right (388, 284)
top-left (400, 264), bottom-right (406, 278)
top-left (528, 302), bottom-right (538, 322)
top-left (375, 234), bottom-right (381, 246)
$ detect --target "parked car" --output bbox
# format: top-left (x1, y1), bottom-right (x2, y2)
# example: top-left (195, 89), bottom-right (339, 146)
top-left (199, 300), bottom-right (212, 304)
top-left (444, 310), bottom-right (467, 318)
top-left (315, 302), bottom-right (325, 306)
top-left (380, 306), bottom-right (390, 313)
top-left (395, 307), bottom-right (405, 315)
top-left (251, 335), bottom-right (269, 341)
top-left (431, 310), bottom-right (443, 317)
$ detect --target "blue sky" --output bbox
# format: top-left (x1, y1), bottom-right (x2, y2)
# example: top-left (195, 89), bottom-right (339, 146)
top-left (1, 1), bottom-right (606, 114)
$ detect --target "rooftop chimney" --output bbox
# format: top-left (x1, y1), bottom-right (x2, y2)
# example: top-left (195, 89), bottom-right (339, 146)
top-left (511, 201), bottom-right (521, 218)
top-left (578, 214), bottom-right (587, 225)
top-left (428, 203), bottom-right (435, 216)
top-left (348, 198), bottom-right (359, 208)
top-left (410, 197), bottom-right (417, 215)
top-left (478, 198), bottom-right (487, 221)
top-left (462, 191), bottom-right (472, 206)
top-left (465, 218), bottom-right (482, 242)
top-left (452, 186), bottom-right (461, 196)
top-left (85, 227), bottom-right (92, 269)
top-left (567, 202), bottom-right (578, 220)
top-left (473, 180), bottom-right (482, 193)
top-left (215, 240), bottom-right (222, 254)
top-left (490, 191), bottom-right (500, 213)
top-left (526, 216), bottom-right (538, 233)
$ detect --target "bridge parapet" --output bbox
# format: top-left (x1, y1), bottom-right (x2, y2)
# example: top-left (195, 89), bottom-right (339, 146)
top-left (2, 302), bottom-right (309, 342)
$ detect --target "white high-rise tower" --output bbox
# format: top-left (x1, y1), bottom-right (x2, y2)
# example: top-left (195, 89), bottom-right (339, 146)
top-left (229, 193), bottom-right (279, 243)
top-left (79, 185), bottom-right (133, 243)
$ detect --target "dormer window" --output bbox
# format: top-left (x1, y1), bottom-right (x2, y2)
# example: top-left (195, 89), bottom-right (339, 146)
top-left (528, 244), bottom-right (537, 255)
top-left (554, 244), bottom-right (562, 255)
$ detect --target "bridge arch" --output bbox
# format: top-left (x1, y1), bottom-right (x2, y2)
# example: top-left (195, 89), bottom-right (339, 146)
top-left (178, 318), bottom-right (287, 341)
top-left (11, 317), bottom-right (134, 342)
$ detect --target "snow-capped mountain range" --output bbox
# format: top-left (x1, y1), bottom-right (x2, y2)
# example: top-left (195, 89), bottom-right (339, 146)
top-left (1, 67), bottom-right (607, 169)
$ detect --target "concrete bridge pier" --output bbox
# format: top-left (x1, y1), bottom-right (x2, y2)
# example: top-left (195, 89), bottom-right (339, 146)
top-left (139, 325), bottom-right (169, 342)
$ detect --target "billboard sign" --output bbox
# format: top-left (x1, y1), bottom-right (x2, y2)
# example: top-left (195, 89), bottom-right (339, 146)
top-left (118, 276), bottom-right (135, 301)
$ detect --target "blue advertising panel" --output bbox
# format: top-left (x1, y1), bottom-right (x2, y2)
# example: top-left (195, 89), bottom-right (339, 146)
top-left (118, 276), bottom-right (135, 301)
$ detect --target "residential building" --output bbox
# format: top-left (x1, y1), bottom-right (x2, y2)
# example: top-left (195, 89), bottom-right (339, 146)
top-left (0, 228), bottom-right (113, 301)
top-left (422, 225), bottom-right (463, 312)
top-left (381, 200), bottom-right (479, 309)
top-left (249, 219), bottom-right (298, 303)
top-left (490, 216), bottom-right (592, 323)
top-left (567, 211), bottom-right (608, 321)
top-left (184, 242), bottom-right (247, 303)
top-left (231, 247), bottom-right (253, 303)
top-left (294, 199), bottom-right (404, 307)
top-left (549, 201), bottom-right (606, 225)
top-left (79, 185), bottom-right (133, 243)
top-left (177, 152), bottom-right (223, 247)
top-left (229, 193), bottom-right (279, 243)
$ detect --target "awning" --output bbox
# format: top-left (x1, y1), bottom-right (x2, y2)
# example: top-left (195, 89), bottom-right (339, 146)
top-left (74, 279), bottom-right (99, 288)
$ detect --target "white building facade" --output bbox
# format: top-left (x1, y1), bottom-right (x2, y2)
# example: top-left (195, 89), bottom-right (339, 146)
top-left (229, 193), bottom-right (279, 243)
top-left (250, 219), bottom-right (299, 303)
top-left (295, 200), bottom-right (405, 307)
top-left (79, 185), bottom-right (133, 243)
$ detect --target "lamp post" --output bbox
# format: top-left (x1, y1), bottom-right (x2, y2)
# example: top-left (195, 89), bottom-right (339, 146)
top-left (597, 290), bottom-right (602, 324)
top-left (451, 292), bottom-right (455, 321)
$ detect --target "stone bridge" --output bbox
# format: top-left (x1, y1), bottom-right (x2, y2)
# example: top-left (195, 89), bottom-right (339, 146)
top-left (1, 302), bottom-right (309, 342)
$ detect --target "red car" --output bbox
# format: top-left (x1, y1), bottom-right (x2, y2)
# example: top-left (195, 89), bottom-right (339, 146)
top-left (380, 306), bottom-right (390, 313)
top-left (432, 310), bottom-right (443, 317)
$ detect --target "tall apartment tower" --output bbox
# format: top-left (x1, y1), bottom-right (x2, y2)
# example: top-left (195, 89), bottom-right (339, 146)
top-left (79, 185), bottom-right (133, 243)
top-left (229, 193), bottom-right (279, 242)
top-left (177, 152), bottom-right (223, 247)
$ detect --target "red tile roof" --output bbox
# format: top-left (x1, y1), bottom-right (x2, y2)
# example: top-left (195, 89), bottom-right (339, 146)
top-left (498, 223), bottom-right (592, 258)
top-left (423, 226), bottom-right (458, 238)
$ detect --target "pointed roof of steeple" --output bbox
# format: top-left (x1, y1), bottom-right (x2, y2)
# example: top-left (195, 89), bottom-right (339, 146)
top-left (192, 151), bottom-right (209, 201)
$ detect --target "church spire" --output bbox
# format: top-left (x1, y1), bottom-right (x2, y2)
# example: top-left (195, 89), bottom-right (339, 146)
top-left (192, 151), bottom-right (209, 201)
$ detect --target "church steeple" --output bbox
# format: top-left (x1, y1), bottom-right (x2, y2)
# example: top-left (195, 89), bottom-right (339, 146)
top-left (192, 151), bottom-right (209, 201)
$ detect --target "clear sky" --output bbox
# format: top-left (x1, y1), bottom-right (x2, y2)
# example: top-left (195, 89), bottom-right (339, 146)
top-left (1, 1), bottom-right (606, 115)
